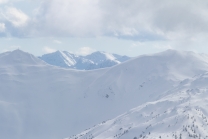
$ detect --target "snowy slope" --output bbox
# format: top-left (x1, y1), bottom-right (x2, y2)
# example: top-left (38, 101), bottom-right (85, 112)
top-left (66, 72), bottom-right (208, 139)
top-left (0, 50), bottom-right (108, 139)
top-left (39, 51), bottom-right (131, 70)
top-left (1, 49), bottom-right (208, 139)
top-left (85, 50), bottom-right (208, 107)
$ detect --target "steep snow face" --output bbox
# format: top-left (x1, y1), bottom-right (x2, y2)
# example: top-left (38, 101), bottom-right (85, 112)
top-left (66, 72), bottom-right (208, 139)
top-left (1, 49), bottom-right (208, 139)
top-left (38, 51), bottom-right (77, 68)
top-left (39, 51), bottom-right (131, 70)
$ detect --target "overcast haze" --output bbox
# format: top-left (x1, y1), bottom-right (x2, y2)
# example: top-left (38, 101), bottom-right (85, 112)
top-left (0, 0), bottom-right (208, 56)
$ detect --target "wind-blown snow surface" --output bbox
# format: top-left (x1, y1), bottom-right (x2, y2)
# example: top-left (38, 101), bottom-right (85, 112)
top-left (66, 73), bottom-right (208, 139)
top-left (1, 49), bottom-right (208, 139)
top-left (39, 51), bottom-right (130, 70)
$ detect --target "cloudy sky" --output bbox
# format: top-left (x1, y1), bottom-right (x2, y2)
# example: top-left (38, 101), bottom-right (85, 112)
top-left (0, 0), bottom-right (208, 56)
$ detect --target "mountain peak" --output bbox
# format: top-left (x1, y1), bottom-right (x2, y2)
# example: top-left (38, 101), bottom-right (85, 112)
top-left (0, 49), bottom-right (45, 66)
top-left (9, 49), bottom-right (29, 56)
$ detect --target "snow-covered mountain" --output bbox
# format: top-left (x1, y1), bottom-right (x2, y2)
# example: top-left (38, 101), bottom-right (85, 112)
top-left (39, 51), bottom-right (131, 70)
top-left (1, 49), bottom-right (208, 139)
top-left (66, 72), bottom-right (208, 139)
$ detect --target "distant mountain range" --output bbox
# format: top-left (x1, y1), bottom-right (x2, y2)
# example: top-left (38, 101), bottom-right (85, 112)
top-left (39, 51), bottom-right (131, 70)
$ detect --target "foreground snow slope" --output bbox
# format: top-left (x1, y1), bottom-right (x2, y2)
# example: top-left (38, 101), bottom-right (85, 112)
top-left (67, 72), bottom-right (208, 139)
top-left (1, 49), bottom-right (208, 139)
top-left (39, 51), bottom-right (131, 70)
top-left (0, 50), bottom-right (108, 139)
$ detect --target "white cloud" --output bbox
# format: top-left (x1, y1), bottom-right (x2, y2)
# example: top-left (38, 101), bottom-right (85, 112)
top-left (42, 47), bottom-right (57, 54)
top-left (0, 22), bottom-right (5, 32)
top-left (154, 44), bottom-right (173, 50)
top-left (35, 0), bottom-right (102, 37)
top-left (0, 0), bottom-right (8, 4)
top-left (53, 40), bottom-right (62, 44)
top-left (2, 7), bottom-right (29, 27)
top-left (1, 0), bottom-right (208, 45)
top-left (76, 47), bottom-right (96, 56)
top-left (0, 0), bottom-right (25, 4)
top-left (30, 0), bottom-right (208, 41)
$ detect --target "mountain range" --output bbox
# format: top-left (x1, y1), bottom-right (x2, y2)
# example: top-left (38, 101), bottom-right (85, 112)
top-left (39, 51), bottom-right (131, 70)
top-left (1, 49), bottom-right (208, 139)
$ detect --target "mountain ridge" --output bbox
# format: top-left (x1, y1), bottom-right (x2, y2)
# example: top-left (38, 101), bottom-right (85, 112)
top-left (67, 71), bottom-right (208, 139)
top-left (38, 51), bottom-right (131, 70)
top-left (1, 49), bottom-right (208, 139)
